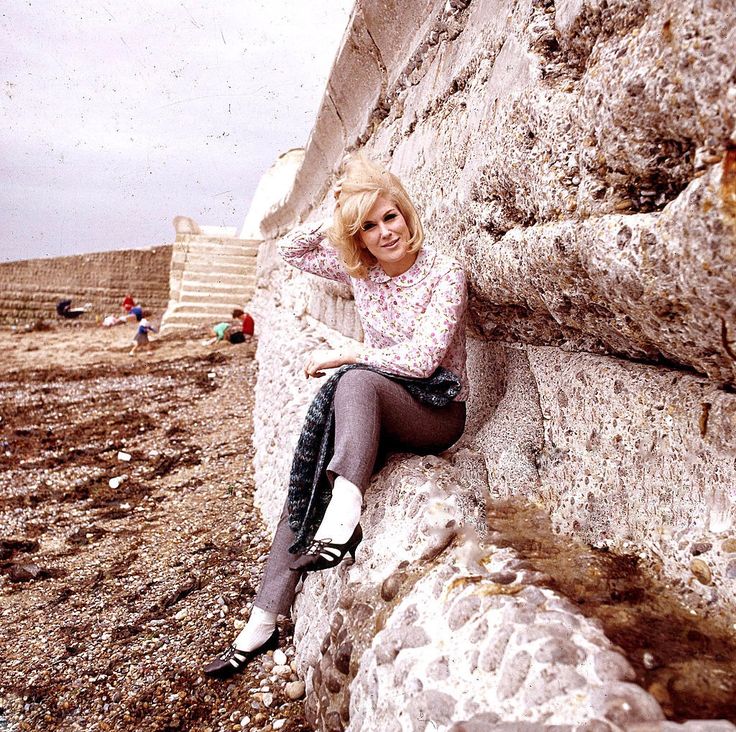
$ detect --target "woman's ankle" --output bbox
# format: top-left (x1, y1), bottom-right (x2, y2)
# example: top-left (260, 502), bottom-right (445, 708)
top-left (313, 476), bottom-right (362, 544)
top-left (233, 607), bottom-right (277, 652)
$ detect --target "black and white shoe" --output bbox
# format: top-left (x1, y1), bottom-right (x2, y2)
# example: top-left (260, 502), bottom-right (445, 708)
top-left (203, 628), bottom-right (279, 680)
top-left (289, 524), bottom-right (363, 573)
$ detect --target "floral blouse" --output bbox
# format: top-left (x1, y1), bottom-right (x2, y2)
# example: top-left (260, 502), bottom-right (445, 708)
top-left (279, 223), bottom-right (468, 401)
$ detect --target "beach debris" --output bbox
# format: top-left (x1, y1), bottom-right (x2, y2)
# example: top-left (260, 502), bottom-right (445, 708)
top-left (9, 562), bottom-right (45, 582)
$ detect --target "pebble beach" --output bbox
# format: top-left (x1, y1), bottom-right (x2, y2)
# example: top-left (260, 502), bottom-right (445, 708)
top-left (0, 323), bottom-right (312, 732)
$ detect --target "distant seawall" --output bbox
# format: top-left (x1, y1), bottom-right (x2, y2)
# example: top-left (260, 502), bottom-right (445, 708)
top-left (0, 246), bottom-right (173, 326)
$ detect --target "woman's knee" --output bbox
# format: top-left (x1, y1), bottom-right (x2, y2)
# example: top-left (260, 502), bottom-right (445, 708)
top-left (334, 368), bottom-right (388, 402)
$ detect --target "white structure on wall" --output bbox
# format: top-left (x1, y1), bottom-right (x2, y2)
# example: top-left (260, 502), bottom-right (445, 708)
top-left (239, 149), bottom-right (306, 240)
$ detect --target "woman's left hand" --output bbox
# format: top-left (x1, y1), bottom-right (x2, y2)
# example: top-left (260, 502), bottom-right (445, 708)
top-left (304, 348), bottom-right (358, 378)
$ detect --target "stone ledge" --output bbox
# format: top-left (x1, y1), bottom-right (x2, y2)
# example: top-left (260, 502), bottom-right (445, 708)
top-left (465, 162), bottom-right (736, 385)
top-left (250, 230), bottom-right (736, 728)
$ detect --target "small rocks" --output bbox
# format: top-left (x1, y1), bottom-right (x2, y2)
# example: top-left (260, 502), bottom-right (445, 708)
top-left (285, 680), bottom-right (305, 700)
top-left (590, 682), bottom-right (665, 726)
top-left (690, 558), bottom-right (712, 585)
top-left (642, 651), bottom-right (658, 670)
top-left (447, 595), bottom-right (481, 631)
top-left (594, 650), bottom-right (636, 682)
top-left (272, 648), bottom-right (288, 666)
top-left (497, 650), bottom-right (532, 700)
top-left (690, 541), bottom-right (712, 556)
top-left (0, 336), bottom-right (308, 732)
top-left (380, 573), bottom-right (403, 601)
top-left (534, 637), bottom-right (585, 665)
top-left (8, 562), bottom-right (45, 582)
top-left (721, 538), bottom-right (736, 554)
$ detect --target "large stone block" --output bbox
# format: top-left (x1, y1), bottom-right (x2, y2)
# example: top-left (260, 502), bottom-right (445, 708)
top-left (527, 346), bottom-right (736, 605)
top-left (360, 0), bottom-right (437, 88)
top-left (328, 15), bottom-right (385, 144)
top-left (466, 161), bottom-right (736, 384)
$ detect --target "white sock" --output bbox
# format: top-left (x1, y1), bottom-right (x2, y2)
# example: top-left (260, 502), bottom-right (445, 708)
top-left (313, 475), bottom-right (363, 545)
top-left (233, 606), bottom-right (277, 652)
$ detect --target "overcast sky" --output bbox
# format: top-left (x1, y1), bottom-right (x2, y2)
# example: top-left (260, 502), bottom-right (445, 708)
top-left (0, 1), bottom-right (354, 262)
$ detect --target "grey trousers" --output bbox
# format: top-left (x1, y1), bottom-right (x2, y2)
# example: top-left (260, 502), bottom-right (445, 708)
top-left (253, 369), bottom-right (466, 616)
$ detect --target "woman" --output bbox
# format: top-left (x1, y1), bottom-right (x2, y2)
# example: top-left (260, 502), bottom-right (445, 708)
top-left (204, 155), bottom-right (468, 679)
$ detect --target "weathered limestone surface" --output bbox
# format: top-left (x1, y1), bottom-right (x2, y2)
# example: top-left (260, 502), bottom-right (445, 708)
top-left (0, 246), bottom-right (172, 325)
top-left (249, 0), bottom-right (736, 729)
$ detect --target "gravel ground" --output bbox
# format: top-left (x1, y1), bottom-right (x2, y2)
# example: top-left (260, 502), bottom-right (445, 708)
top-left (0, 325), bottom-right (313, 732)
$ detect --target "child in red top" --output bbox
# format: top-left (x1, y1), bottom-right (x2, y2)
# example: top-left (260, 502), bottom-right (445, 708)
top-left (231, 309), bottom-right (254, 338)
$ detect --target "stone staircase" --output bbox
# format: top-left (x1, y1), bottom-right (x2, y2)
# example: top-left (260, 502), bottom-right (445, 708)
top-left (160, 234), bottom-right (260, 333)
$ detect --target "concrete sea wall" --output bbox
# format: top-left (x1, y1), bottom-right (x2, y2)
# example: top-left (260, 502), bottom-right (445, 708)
top-left (250, 0), bottom-right (736, 729)
top-left (0, 246), bottom-right (172, 326)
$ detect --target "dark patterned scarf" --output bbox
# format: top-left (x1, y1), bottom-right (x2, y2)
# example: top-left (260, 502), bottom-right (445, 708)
top-left (287, 364), bottom-right (461, 553)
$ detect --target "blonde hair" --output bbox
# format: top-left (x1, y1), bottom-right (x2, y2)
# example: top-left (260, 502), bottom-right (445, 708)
top-left (327, 154), bottom-right (424, 278)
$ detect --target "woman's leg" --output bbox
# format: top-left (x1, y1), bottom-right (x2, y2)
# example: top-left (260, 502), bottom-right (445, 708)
top-left (235, 371), bottom-right (465, 647)
top-left (216, 498), bottom-right (297, 655)
top-left (252, 499), bottom-right (302, 617)
top-left (327, 369), bottom-right (466, 491)
top-left (304, 370), bottom-right (465, 553)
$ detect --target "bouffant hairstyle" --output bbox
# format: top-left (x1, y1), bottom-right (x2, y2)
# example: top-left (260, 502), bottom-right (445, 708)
top-left (327, 154), bottom-right (424, 279)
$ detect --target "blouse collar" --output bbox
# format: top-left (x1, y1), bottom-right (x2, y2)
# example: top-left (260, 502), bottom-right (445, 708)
top-left (366, 246), bottom-right (436, 287)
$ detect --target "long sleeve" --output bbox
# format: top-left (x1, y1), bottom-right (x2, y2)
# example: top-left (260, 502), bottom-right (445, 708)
top-left (278, 222), bottom-right (351, 285)
top-left (358, 262), bottom-right (467, 378)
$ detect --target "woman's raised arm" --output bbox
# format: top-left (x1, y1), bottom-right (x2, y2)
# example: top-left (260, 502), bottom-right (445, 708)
top-left (278, 221), bottom-right (351, 285)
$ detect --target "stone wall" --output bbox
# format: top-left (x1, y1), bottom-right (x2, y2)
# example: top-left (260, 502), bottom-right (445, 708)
top-left (0, 246), bottom-right (172, 326)
top-left (250, 0), bottom-right (736, 729)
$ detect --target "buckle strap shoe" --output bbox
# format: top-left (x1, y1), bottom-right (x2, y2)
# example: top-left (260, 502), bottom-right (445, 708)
top-left (203, 628), bottom-right (279, 680)
top-left (289, 524), bottom-right (363, 573)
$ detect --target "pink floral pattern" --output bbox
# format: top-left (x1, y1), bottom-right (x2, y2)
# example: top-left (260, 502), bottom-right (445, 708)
top-left (280, 223), bottom-right (468, 400)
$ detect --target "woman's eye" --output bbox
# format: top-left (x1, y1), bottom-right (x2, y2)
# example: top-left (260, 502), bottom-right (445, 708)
top-left (384, 213), bottom-right (397, 221)
top-left (361, 222), bottom-right (375, 231)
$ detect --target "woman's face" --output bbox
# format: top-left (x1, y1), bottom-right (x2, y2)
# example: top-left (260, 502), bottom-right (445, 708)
top-left (357, 195), bottom-right (416, 277)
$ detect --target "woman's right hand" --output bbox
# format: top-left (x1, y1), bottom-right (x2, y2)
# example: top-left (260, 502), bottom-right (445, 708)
top-left (303, 346), bottom-right (359, 379)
